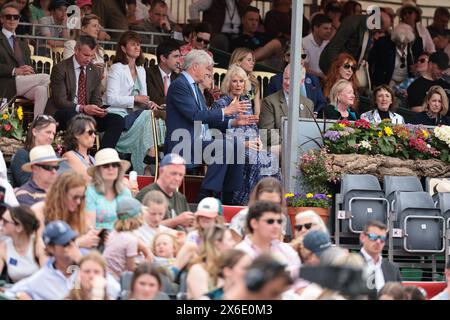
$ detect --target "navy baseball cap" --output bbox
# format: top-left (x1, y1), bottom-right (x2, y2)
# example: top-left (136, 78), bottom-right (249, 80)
top-left (160, 153), bottom-right (186, 167)
top-left (303, 230), bottom-right (332, 257)
top-left (43, 220), bottom-right (78, 246)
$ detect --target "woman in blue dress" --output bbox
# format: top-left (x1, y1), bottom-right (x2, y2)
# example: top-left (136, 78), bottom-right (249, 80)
top-left (212, 64), bottom-right (281, 205)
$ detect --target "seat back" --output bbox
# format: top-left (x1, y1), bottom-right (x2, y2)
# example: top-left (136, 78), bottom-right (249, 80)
top-left (341, 174), bottom-right (381, 195)
top-left (213, 67), bottom-right (227, 88)
top-left (103, 49), bottom-right (116, 67)
top-left (143, 53), bottom-right (157, 68)
top-left (402, 216), bottom-right (445, 253)
top-left (31, 55), bottom-right (53, 74)
top-left (51, 46), bottom-right (65, 64)
top-left (432, 192), bottom-right (450, 226)
top-left (384, 175), bottom-right (423, 199)
top-left (253, 71), bottom-right (275, 99)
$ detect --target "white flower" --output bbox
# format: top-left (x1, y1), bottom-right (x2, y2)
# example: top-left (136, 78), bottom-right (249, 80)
top-left (361, 140), bottom-right (372, 150)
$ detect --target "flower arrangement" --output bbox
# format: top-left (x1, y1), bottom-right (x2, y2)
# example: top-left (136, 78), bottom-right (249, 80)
top-left (298, 148), bottom-right (337, 194)
top-left (285, 193), bottom-right (332, 208)
top-left (432, 125), bottom-right (450, 162)
top-left (0, 106), bottom-right (24, 140)
top-left (323, 119), bottom-right (440, 160)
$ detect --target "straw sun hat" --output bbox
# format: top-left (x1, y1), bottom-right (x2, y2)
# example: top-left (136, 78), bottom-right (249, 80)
top-left (21, 145), bottom-right (64, 173)
top-left (87, 148), bottom-right (131, 177)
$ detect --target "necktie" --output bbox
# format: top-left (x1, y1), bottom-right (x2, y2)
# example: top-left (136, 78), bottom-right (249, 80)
top-left (78, 66), bottom-right (87, 106)
top-left (194, 83), bottom-right (211, 140)
top-left (12, 35), bottom-right (25, 67)
top-left (163, 75), bottom-right (169, 97)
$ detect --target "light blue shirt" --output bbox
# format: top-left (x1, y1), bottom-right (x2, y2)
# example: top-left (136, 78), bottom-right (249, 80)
top-left (6, 258), bottom-right (120, 300)
top-left (432, 289), bottom-right (450, 300)
top-left (2, 28), bottom-right (14, 49)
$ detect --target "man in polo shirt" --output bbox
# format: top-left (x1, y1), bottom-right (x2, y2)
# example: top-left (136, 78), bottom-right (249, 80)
top-left (302, 13), bottom-right (332, 80)
top-left (6, 220), bottom-right (119, 300)
top-left (136, 153), bottom-right (194, 230)
top-left (235, 200), bottom-right (301, 278)
top-left (15, 145), bottom-right (63, 206)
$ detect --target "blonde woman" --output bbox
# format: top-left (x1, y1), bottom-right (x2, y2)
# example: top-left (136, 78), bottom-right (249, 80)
top-left (211, 64), bottom-right (281, 205)
top-left (290, 210), bottom-right (328, 257)
top-left (85, 148), bottom-right (132, 231)
top-left (229, 47), bottom-right (261, 115)
top-left (32, 171), bottom-right (100, 249)
top-left (410, 85), bottom-right (450, 126)
top-left (324, 79), bottom-right (358, 120)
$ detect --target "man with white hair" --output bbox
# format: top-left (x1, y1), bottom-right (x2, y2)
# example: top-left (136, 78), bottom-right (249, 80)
top-left (368, 23), bottom-right (416, 88)
top-left (165, 49), bottom-right (255, 203)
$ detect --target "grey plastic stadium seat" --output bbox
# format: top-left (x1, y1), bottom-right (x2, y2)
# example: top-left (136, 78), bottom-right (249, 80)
top-left (433, 192), bottom-right (450, 227)
top-left (384, 176), bottom-right (423, 212)
top-left (340, 174), bottom-right (389, 233)
top-left (394, 192), bottom-right (445, 253)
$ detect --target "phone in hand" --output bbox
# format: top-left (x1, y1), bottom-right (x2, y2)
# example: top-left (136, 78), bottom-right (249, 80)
top-left (100, 105), bottom-right (110, 109)
top-left (96, 228), bottom-right (109, 253)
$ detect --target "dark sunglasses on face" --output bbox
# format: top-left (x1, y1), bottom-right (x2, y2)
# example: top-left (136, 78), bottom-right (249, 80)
top-left (196, 37), bottom-right (210, 45)
top-left (295, 222), bottom-right (315, 232)
top-left (365, 233), bottom-right (387, 242)
top-left (101, 162), bottom-right (120, 169)
top-left (3, 14), bottom-right (21, 20)
top-left (85, 129), bottom-right (96, 136)
top-left (261, 218), bottom-right (283, 225)
top-left (36, 164), bottom-right (60, 172)
top-left (418, 58), bottom-right (428, 63)
top-left (301, 53), bottom-right (307, 60)
top-left (343, 63), bottom-right (357, 72)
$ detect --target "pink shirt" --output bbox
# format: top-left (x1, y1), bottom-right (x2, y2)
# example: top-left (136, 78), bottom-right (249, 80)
top-left (103, 231), bottom-right (139, 280)
top-left (235, 236), bottom-right (301, 279)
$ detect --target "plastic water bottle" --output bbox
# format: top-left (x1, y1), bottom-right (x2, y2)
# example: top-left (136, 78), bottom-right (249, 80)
top-left (129, 171), bottom-right (139, 196)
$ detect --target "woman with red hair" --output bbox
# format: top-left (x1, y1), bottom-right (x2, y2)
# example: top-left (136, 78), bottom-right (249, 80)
top-left (323, 52), bottom-right (359, 106)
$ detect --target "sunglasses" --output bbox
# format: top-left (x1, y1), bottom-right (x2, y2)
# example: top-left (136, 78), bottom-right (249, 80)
top-left (301, 53), bottom-right (307, 60)
top-left (3, 14), bottom-right (21, 20)
top-left (295, 222), bottom-right (315, 232)
top-left (343, 63), bottom-right (357, 72)
top-left (35, 164), bottom-right (60, 172)
top-left (418, 58), bottom-right (428, 64)
top-left (365, 233), bottom-right (387, 242)
top-left (35, 114), bottom-right (56, 122)
top-left (70, 194), bottom-right (85, 202)
top-left (261, 218), bottom-right (283, 225)
top-left (196, 37), bottom-right (210, 45)
top-left (85, 129), bottom-right (97, 136)
top-left (101, 162), bottom-right (121, 169)
top-left (400, 57), bottom-right (406, 69)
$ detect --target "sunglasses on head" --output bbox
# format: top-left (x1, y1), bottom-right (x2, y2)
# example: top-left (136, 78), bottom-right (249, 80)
top-left (3, 14), bottom-right (20, 20)
top-left (295, 222), bottom-right (315, 232)
top-left (365, 233), bottom-right (386, 242)
top-left (261, 218), bottom-right (283, 225)
top-left (101, 162), bottom-right (121, 169)
top-left (35, 114), bottom-right (56, 122)
top-left (343, 63), bottom-right (357, 72)
top-left (196, 37), bottom-right (210, 45)
top-left (35, 164), bottom-right (60, 172)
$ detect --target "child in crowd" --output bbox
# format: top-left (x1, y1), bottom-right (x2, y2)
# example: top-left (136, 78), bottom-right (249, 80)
top-left (185, 197), bottom-right (224, 247)
top-left (103, 198), bottom-right (152, 280)
top-left (133, 190), bottom-right (178, 247)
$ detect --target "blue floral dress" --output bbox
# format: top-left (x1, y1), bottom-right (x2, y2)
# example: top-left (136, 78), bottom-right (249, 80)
top-left (212, 95), bottom-right (282, 205)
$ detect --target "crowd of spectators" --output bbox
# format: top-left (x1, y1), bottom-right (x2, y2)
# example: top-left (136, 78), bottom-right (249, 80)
top-left (1, 0), bottom-right (450, 301)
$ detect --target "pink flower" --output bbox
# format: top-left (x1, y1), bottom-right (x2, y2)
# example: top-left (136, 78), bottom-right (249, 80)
top-left (4, 124), bottom-right (11, 131)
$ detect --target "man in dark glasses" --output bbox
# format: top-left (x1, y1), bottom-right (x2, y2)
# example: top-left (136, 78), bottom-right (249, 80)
top-left (15, 145), bottom-right (64, 207)
top-left (0, 2), bottom-right (50, 118)
top-left (359, 220), bottom-right (401, 294)
top-left (235, 200), bottom-right (301, 278)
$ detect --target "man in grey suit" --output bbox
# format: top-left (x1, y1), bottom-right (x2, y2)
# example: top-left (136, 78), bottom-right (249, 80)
top-left (359, 220), bottom-right (402, 298)
top-left (44, 35), bottom-right (124, 148)
top-left (259, 63), bottom-right (314, 150)
top-left (0, 2), bottom-right (49, 117)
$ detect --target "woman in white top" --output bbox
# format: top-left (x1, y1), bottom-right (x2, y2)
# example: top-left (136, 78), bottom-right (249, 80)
top-left (106, 30), bottom-right (160, 175)
top-left (0, 206), bottom-right (47, 283)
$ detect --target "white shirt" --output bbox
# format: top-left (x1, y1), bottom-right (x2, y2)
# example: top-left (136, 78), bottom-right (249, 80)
top-left (360, 247), bottom-right (385, 291)
top-left (391, 46), bottom-right (408, 83)
top-left (133, 222), bottom-right (174, 247)
top-left (158, 66), bottom-right (172, 88)
top-left (302, 33), bottom-right (329, 76)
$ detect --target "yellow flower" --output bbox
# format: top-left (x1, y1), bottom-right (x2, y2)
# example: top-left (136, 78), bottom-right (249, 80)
top-left (285, 193), bottom-right (295, 198)
top-left (378, 131), bottom-right (383, 137)
top-left (422, 130), bottom-right (429, 139)
top-left (384, 127), bottom-right (393, 136)
top-left (338, 123), bottom-right (345, 128)
top-left (2, 114), bottom-right (8, 120)
top-left (327, 194), bottom-right (332, 198)
top-left (17, 107), bottom-right (23, 121)
top-left (306, 193), bottom-right (313, 198)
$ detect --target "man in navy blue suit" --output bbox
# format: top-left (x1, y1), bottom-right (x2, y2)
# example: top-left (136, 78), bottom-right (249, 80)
top-left (165, 50), bottom-right (255, 203)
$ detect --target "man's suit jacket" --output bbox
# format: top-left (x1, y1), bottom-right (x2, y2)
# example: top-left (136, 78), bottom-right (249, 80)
top-left (146, 65), bottom-right (178, 119)
top-left (165, 72), bottom-right (228, 158)
top-left (0, 32), bottom-right (32, 99)
top-left (319, 15), bottom-right (367, 75)
top-left (44, 56), bottom-right (102, 116)
top-left (259, 90), bottom-right (314, 146)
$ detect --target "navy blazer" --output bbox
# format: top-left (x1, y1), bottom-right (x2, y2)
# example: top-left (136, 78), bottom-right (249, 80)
top-left (165, 73), bottom-right (229, 158)
top-left (265, 72), bottom-right (327, 113)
